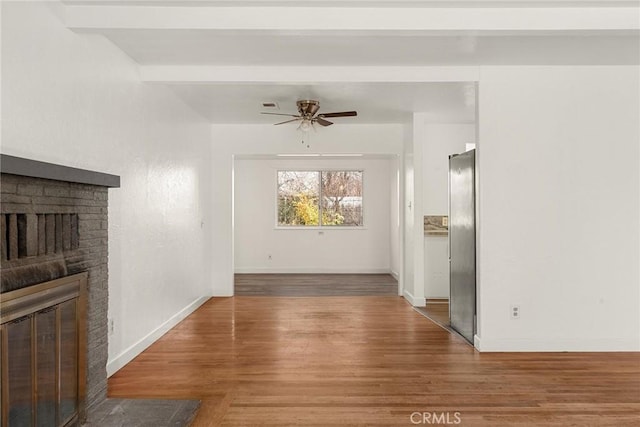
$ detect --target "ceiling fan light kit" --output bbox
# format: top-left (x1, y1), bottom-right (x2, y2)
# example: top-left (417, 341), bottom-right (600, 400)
top-left (298, 119), bottom-right (313, 132)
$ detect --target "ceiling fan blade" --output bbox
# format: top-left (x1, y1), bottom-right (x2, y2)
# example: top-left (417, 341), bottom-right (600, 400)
top-left (315, 117), bottom-right (333, 127)
top-left (261, 112), bottom-right (301, 117)
top-left (318, 111), bottom-right (358, 118)
top-left (274, 118), bottom-right (302, 125)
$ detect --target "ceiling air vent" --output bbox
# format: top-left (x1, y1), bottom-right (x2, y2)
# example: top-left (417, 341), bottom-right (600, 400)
top-left (262, 102), bottom-right (279, 109)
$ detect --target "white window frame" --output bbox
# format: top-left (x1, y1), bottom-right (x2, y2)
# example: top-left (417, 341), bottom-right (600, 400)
top-left (275, 169), bottom-right (365, 229)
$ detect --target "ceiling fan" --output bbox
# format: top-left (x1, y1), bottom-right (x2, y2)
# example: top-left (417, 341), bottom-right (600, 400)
top-left (261, 100), bottom-right (357, 131)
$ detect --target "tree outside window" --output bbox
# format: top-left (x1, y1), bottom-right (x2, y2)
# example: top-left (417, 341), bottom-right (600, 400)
top-left (277, 170), bottom-right (363, 227)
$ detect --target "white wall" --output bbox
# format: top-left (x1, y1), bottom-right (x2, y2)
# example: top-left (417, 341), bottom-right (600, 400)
top-left (234, 158), bottom-right (391, 273)
top-left (211, 124), bottom-right (403, 295)
top-left (402, 120), bottom-right (420, 304)
top-left (477, 65), bottom-right (640, 351)
top-left (1, 2), bottom-right (213, 374)
top-left (421, 124), bottom-right (475, 299)
top-left (389, 156), bottom-right (400, 280)
top-left (409, 115), bottom-right (426, 307)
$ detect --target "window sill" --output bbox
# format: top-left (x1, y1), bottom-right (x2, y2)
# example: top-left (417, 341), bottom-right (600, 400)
top-left (274, 226), bottom-right (367, 231)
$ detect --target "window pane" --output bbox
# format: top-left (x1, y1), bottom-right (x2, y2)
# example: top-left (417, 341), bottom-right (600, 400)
top-left (321, 171), bottom-right (363, 226)
top-left (277, 171), bottom-right (320, 226)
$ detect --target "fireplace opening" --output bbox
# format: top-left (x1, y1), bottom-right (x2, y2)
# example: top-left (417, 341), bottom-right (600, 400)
top-left (1, 273), bottom-right (88, 426)
top-left (1, 159), bottom-right (120, 424)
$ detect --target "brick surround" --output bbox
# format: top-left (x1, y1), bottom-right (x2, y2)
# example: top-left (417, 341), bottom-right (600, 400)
top-left (1, 173), bottom-right (109, 410)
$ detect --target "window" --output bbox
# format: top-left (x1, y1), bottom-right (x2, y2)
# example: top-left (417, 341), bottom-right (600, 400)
top-left (277, 170), bottom-right (363, 227)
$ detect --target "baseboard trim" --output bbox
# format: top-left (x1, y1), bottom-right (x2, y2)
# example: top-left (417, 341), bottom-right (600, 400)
top-left (390, 270), bottom-right (399, 281)
top-left (426, 298), bottom-right (449, 304)
top-left (474, 336), bottom-right (640, 352)
top-left (403, 289), bottom-right (426, 307)
top-left (106, 295), bottom-right (210, 377)
top-left (234, 268), bottom-right (392, 274)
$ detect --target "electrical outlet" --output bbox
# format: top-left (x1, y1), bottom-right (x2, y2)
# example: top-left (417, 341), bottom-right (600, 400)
top-left (510, 305), bottom-right (520, 320)
top-left (109, 318), bottom-right (115, 335)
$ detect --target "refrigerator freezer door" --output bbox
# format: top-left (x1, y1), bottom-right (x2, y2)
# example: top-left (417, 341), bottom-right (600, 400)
top-left (449, 150), bottom-right (476, 344)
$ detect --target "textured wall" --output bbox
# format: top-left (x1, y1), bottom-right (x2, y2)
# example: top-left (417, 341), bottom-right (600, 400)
top-left (1, 1), bottom-right (213, 375)
top-left (1, 173), bottom-right (109, 409)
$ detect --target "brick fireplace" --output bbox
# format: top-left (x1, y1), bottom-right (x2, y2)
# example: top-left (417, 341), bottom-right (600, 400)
top-left (0, 155), bottom-right (119, 425)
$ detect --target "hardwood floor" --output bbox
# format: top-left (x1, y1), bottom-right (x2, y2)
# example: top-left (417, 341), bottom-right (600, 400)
top-left (416, 302), bottom-right (450, 328)
top-left (108, 296), bottom-right (640, 426)
top-left (234, 274), bottom-right (398, 296)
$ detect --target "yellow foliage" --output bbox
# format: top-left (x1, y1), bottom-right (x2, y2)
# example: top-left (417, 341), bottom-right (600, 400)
top-left (293, 194), bottom-right (319, 225)
top-left (292, 194), bottom-right (344, 226)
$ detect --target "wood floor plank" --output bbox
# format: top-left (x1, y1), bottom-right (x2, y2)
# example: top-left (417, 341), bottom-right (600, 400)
top-left (416, 302), bottom-right (450, 328)
top-left (108, 296), bottom-right (640, 426)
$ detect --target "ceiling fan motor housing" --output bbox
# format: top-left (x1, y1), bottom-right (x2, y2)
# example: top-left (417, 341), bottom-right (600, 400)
top-left (297, 100), bottom-right (320, 118)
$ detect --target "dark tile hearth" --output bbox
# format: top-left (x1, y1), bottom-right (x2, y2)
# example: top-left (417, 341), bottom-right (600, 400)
top-left (83, 398), bottom-right (200, 427)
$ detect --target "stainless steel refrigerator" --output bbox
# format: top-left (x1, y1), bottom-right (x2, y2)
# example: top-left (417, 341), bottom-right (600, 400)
top-left (449, 149), bottom-right (476, 344)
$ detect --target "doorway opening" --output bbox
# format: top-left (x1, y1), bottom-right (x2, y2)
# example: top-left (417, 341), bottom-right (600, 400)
top-left (232, 154), bottom-right (403, 297)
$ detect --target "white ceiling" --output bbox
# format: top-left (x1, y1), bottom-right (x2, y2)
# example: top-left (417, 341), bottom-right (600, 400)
top-left (65, 0), bottom-right (638, 124)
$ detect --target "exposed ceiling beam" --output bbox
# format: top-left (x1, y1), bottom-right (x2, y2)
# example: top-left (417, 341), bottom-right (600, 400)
top-left (64, 5), bottom-right (640, 33)
top-left (139, 66), bottom-right (480, 83)
top-left (60, 1), bottom-right (640, 6)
